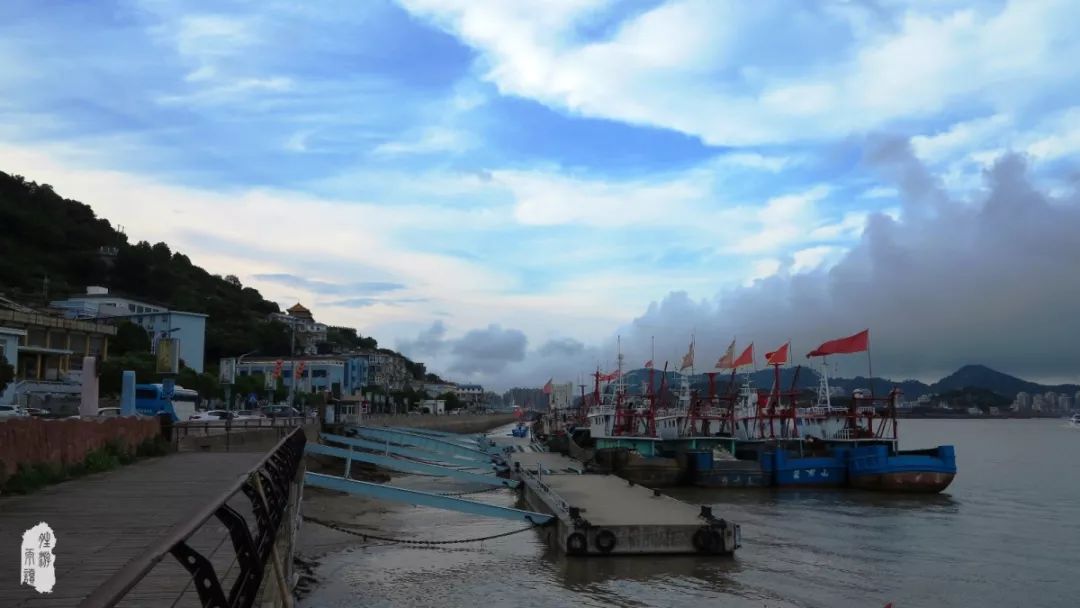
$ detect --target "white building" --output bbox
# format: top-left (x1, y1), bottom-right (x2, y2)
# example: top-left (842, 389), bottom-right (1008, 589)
top-left (1013, 391), bottom-right (1031, 412)
top-left (50, 287), bottom-right (207, 372)
top-left (270, 303), bottom-right (327, 355)
top-left (454, 383), bottom-right (484, 407)
top-left (0, 327), bottom-right (26, 405)
top-left (548, 382), bottom-right (574, 411)
top-left (419, 399), bottom-right (446, 415)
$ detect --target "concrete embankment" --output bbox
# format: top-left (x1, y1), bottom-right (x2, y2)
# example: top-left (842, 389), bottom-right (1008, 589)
top-left (360, 413), bottom-right (516, 434)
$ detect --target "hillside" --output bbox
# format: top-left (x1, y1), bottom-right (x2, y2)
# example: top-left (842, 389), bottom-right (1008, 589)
top-left (0, 170), bottom-right (412, 373)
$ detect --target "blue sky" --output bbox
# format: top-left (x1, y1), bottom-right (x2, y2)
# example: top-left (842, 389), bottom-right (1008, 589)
top-left (2, 0), bottom-right (1079, 387)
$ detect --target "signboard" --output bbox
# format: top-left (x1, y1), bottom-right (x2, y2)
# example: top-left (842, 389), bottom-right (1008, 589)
top-left (155, 338), bottom-right (180, 374)
top-left (219, 357), bottom-right (236, 385)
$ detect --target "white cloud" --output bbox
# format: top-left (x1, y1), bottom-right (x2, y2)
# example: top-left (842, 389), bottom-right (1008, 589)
top-left (372, 127), bottom-right (473, 157)
top-left (911, 114), bottom-right (1013, 165)
top-left (398, 0), bottom-right (1080, 145)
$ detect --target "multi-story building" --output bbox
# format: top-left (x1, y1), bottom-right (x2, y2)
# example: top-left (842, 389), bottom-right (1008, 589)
top-left (50, 286), bottom-right (207, 372)
top-left (269, 303), bottom-right (328, 356)
top-left (547, 382), bottom-right (574, 412)
top-left (454, 383), bottom-right (484, 407)
top-left (1, 294), bottom-right (116, 406)
top-left (358, 350), bottom-right (411, 390)
top-left (1057, 394), bottom-right (1072, 413)
top-left (236, 355), bottom-right (368, 398)
top-left (1012, 391), bottom-right (1032, 412)
top-left (1031, 394), bottom-right (1047, 412)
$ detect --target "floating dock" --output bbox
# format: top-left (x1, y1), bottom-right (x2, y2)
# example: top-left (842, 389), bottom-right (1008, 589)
top-left (505, 447), bottom-right (740, 556)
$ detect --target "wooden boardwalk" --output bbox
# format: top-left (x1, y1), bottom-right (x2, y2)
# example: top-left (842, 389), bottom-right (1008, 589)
top-left (0, 452), bottom-right (266, 607)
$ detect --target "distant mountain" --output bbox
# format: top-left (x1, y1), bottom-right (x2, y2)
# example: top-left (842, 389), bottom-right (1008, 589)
top-left (609, 363), bottom-right (1076, 401)
top-left (929, 364), bottom-right (1079, 397)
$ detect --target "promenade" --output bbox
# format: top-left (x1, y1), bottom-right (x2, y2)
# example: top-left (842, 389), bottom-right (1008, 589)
top-left (0, 452), bottom-right (265, 607)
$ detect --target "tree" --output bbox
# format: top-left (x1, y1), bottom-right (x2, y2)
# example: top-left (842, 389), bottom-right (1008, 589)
top-left (0, 354), bottom-right (13, 395)
top-left (111, 321), bottom-right (151, 356)
top-left (224, 274), bottom-right (241, 287)
top-left (438, 391), bottom-right (463, 411)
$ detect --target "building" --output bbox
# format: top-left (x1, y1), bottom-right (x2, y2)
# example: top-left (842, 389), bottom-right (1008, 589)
top-left (423, 382), bottom-right (457, 397)
top-left (454, 384), bottom-right (484, 407)
top-left (269, 303), bottom-right (328, 356)
top-left (1013, 391), bottom-right (1032, 412)
top-left (1, 294), bottom-right (116, 406)
top-left (547, 382), bottom-right (574, 411)
top-left (1031, 394), bottom-right (1047, 412)
top-left (50, 286), bottom-right (207, 372)
top-left (236, 355), bottom-right (368, 398)
top-left (419, 399), bottom-right (446, 415)
top-left (359, 350), bottom-right (411, 390)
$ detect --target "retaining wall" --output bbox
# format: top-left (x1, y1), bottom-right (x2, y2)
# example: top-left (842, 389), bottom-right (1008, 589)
top-left (0, 416), bottom-right (161, 481)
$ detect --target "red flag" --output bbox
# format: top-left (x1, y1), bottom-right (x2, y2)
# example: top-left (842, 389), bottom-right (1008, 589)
top-left (601, 370), bottom-right (620, 382)
top-left (807, 329), bottom-right (869, 358)
top-left (732, 343), bottom-right (754, 368)
top-left (714, 339), bottom-right (736, 369)
top-left (644, 360), bottom-right (653, 369)
top-left (765, 342), bottom-right (789, 365)
top-left (542, 378), bottom-right (553, 394)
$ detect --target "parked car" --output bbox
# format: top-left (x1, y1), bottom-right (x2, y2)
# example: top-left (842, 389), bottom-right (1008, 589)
top-left (189, 410), bottom-right (234, 421)
top-left (234, 410), bottom-right (265, 420)
top-left (262, 405), bottom-right (301, 418)
top-left (0, 404), bottom-right (28, 419)
top-left (95, 407), bottom-right (122, 418)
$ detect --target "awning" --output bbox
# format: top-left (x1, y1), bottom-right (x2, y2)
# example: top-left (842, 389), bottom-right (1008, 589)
top-left (18, 346), bottom-right (75, 356)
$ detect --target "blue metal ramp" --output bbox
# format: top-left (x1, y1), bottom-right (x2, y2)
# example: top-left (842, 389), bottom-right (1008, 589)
top-left (322, 433), bottom-right (494, 470)
top-left (305, 443), bottom-right (516, 488)
top-left (304, 472), bottom-right (552, 524)
top-left (352, 426), bottom-right (494, 463)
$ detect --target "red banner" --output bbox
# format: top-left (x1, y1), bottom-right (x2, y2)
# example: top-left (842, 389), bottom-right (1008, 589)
top-left (542, 378), bottom-right (553, 394)
top-left (765, 342), bottom-right (789, 365)
top-left (644, 360), bottom-right (653, 369)
top-left (807, 329), bottom-right (869, 357)
top-left (714, 339), bottom-right (736, 369)
top-left (732, 343), bottom-right (754, 368)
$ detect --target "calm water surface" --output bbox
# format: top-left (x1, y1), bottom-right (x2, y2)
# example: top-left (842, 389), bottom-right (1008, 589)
top-left (301, 419), bottom-right (1080, 608)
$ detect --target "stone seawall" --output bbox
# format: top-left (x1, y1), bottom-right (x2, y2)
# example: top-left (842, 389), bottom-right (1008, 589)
top-left (360, 413), bottom-right (516, 434)
top-left (0, 417), bottom-right (161, 481)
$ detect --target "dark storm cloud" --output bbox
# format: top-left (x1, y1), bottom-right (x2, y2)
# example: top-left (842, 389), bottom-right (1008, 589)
top-left (397, 322), bottom-right (528, 376)
top-left (537, 337), bottom-right (586, 357)
top-left (450, 324), bottom-right (528, 375)
top-left (617, 143), bottom-right (1080, 382)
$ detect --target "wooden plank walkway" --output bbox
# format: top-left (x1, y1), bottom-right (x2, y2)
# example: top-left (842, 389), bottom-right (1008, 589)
top-left (0, 452), bottom-right (266, 607)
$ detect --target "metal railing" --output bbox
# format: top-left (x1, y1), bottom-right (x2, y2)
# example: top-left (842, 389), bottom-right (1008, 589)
top-left (83, 426), bottom-right (307, 608)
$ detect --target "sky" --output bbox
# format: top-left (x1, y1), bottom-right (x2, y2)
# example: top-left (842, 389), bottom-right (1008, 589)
top-left (1, 0), bottom-right (1079, 389)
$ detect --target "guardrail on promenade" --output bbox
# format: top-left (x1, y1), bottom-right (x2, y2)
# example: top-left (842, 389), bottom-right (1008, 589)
top-left (83, 426), bottom-right (307, 608)
top-left (168, 416), bottom-right (312, 451)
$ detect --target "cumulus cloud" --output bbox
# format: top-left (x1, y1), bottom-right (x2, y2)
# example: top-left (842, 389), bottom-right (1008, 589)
top-left (611, 143), bottom-right (1080, 382)
top-left (398, 0), bottom-right (1080, 146)
top-left (450, 324), bottom-right (528, 375)
top-left (398, 322), bottom-right (528, 377)
top-left (253, 273), bottom-right (405, 295)
top-left (537, 337), bottom-right (586, 358)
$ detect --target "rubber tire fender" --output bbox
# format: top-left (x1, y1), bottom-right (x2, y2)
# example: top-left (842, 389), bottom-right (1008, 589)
top-left (566, 532), bottom-right (588, 555)
top-left (594, 530), bottom-right (617, 554)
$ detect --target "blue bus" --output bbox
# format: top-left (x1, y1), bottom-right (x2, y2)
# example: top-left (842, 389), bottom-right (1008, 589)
top-left (134, 383), bottom-right (200, 421)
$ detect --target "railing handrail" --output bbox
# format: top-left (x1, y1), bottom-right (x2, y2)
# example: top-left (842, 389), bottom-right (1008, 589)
top-left (83, 426), bottom-right (306, 608)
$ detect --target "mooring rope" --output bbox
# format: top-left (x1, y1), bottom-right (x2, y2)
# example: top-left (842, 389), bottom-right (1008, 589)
top-left (302, 515), bottom-right (549, 546)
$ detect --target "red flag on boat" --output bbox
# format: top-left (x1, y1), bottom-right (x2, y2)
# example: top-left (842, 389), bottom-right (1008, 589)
top-left (542, 378), bottom-right (553, 394)
top-left (600, 370), bottom-right (620, 382)
top-left (732, 343), bottom-right (754, 368)
top-left (765, 342), bottom-right (789, 365)
top-left (806, 329), bottom-right (869, 357)
top-left (644, 360), bottom-right (653, 369)
top-left (714, 339), bottom-right (736, 369)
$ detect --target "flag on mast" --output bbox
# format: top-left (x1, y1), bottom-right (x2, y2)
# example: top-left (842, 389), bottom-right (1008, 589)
top-left (714, 339), bottom-right (736, 369)
top-left (732, 343), bottom-right (755, 368)
top-left (644, 360), bottom-right (653, 369)
top-left (806, 330), bottom-right (869, 357)
top-left (680, 339), bottom-right (695, 371)
top-left (765, 342), bottom-right (790, 365)
top-left (542, 378), bottom-right (553, 394)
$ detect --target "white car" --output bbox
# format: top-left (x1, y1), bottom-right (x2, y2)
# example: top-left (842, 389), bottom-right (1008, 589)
top-left (189, 410), bottom-right (234, 421)
top-left (0, 404), bottom-right (28, 419)
top-left (96, 407), bottom-right (122, 418)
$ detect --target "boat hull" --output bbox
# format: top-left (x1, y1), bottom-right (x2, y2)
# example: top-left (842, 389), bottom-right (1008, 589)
top-left (848, 445), bottom-right (956, 493)
top-left (764, 449), bottom-right (849, 488)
